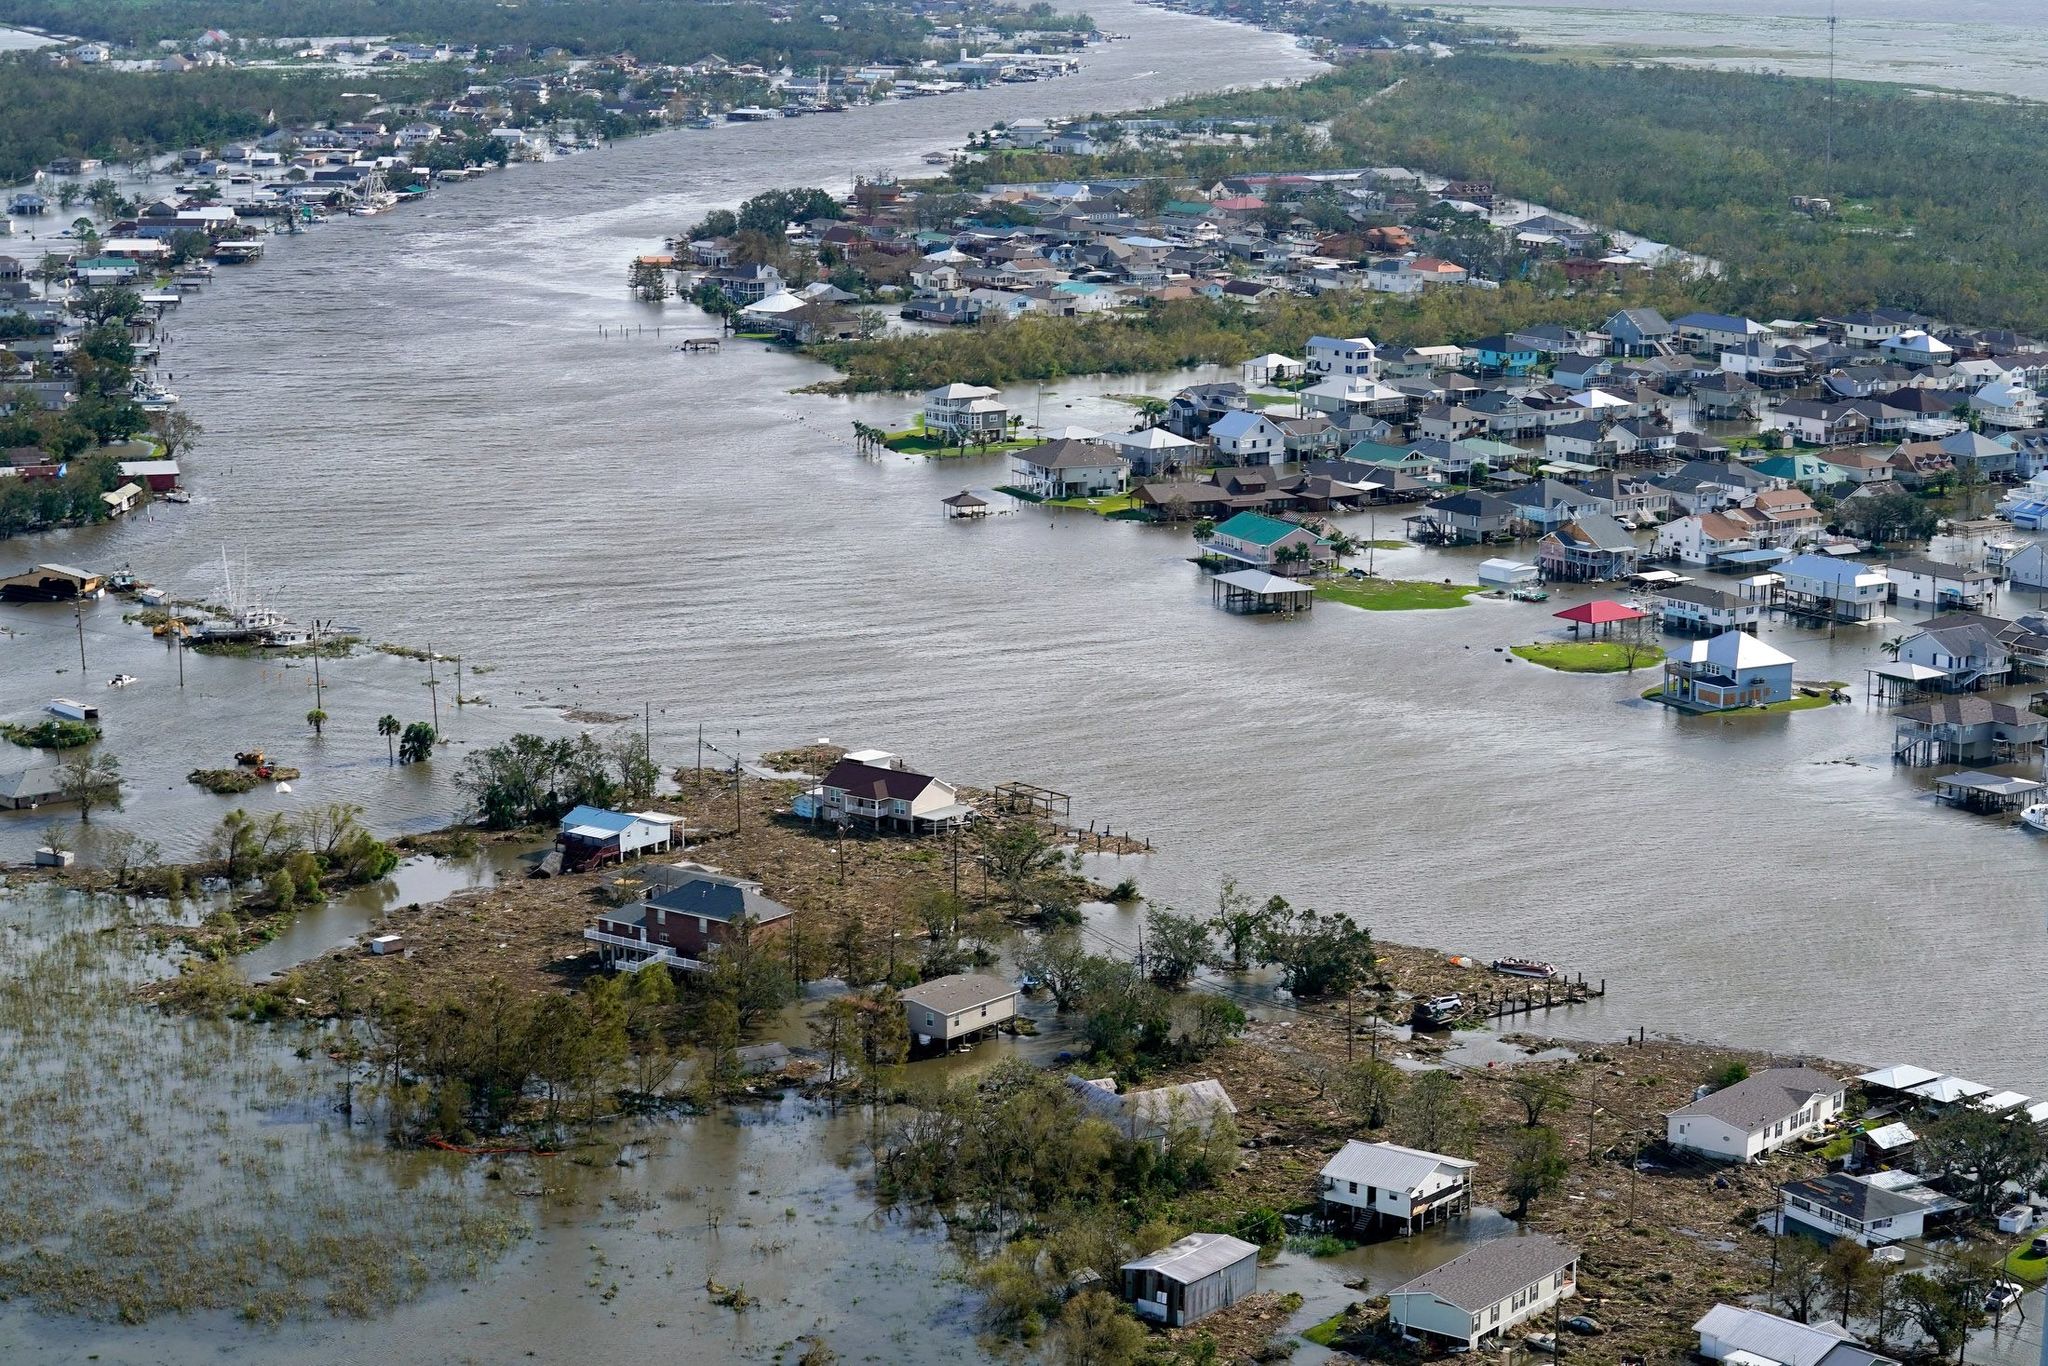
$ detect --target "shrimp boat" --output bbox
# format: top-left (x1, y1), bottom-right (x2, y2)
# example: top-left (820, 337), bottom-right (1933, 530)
top-left (1492, 957), bottom-right (1560, 980)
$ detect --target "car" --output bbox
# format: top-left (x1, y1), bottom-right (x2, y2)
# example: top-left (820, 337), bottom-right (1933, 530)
top-left (1984, 1280), bottom-right (2024, 1313)
top-left (1563, 1316), bottom-right (1606, 1336)
top-left (2032, 1234), bottom-right (2048, 1257)
top-left (1523, 1333), bottom-right (1566, 1356)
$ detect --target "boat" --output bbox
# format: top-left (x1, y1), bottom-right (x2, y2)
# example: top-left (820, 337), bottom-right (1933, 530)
top-left (162, 490), bottom-right (192, 504)
top-left (2023, 803), bottom-right (2048, 833)
top-left (108, 565), bottom-right (139, 592)
top-left (108, 674), bottom-right (138, 688)
top-left (1510, 585), bottom-right (1550, 602)
top-left (48, 698), bottom-right (100, 722)
top-left (235, 750), bottom-right (266, 767)
top-left (1493, 957), bottom-right (1560, 980)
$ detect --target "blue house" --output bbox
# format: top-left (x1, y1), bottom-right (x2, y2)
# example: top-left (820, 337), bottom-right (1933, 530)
top-left (1466, 334), bottom-right (1540, 376)
top-left (1603, 308), bottom-right (1672, 355)
top-left (1661, 630), bottom-right (1796, 711)
top-left (557, 805), bottom-right (677, 871)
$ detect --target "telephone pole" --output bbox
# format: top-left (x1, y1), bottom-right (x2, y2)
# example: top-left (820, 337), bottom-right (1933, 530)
top-left (73, 600), bottom-right (87, 676)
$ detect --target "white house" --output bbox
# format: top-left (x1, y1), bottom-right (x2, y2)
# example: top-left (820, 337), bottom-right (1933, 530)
top-left (1010, 438), bottom-right (1128, 498)
top-left (1777, 1171), bottom-right (1964, 1248)
top-left (1665, 1066), bottom-right (1846, 1162)
top-left (1301, 376), bottom-right (1409, 418)
top-left (922, 382), bottom-right (1009, 441)
top-left (1208, 409), bottom-right (1288, 465)
top-left (1385, 1233), bottom-right (1579, 1351)
top-left (1695, 1304), bottom-right (1896, 1366)
top-left (1305, 334), bottom-right (1378, 379)
top-left (1777, 553), bottom-right (1891, 622)
top-left (1655, 582), bottom-right (1766, 635)
top-left (900, 972), bottom-right (1018, 1047)
top-left (1476, 558), bottom-right (1541, 589)
top-left (1318, 1140), bottom-right (1476, 1236)
top-left (1883, 555), bottom-right (1998, 611)
top-left (1653, 512), bottom-right (1758, 567)
top-left (1879, 329), bottom-right (1954, 367)
top-left (808, 755), bottom-right (972, 832)
top-left (1971, 379), bottom-right (2042, 430)
top-left (556, 805), bottom-right (679, 869)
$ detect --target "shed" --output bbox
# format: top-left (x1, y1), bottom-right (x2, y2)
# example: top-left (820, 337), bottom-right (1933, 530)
top-left (1476, 558), bottom-right (1540, 589)
top-left (1120, 1233), bottom-right (1259, 1327)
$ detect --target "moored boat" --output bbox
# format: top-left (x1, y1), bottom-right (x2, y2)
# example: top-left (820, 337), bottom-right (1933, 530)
top-left (2022, 803), bottom-right (2048, 833)
top-left (1493, 957), bottom-right (1559, 980)
top-left (109, 673), bottom-right (138, 687)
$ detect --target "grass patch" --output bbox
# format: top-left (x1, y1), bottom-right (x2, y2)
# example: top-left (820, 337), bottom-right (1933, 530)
top-left (1359, 540), bottom-right (1407, 551)
top-left (2006, 1244), bottom-right (2048, 1284)
top-left (2, 719), bottom-right (100, 750)
top-left (883, 431), bottom-right (1037, 457)
top-left (1047, 493), bottom-right (1139, 515)
top-left (1316, 578), bottom-right (1475, 612)
top-left (1303, 1311), bottom-right (1348, 1347)
top-left (1639, 685), bottom-right (1836, 713)
top-left (1285, 1232), bottom-right (1356, 1258)
top-left (1513, 641), bottom-right (1665, 673)
top-left (1247, 392), bottom-right (1299, 409)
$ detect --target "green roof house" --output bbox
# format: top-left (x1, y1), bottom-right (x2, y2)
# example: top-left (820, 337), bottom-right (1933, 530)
top-left (1203, 511), bottom-right (1332, 575)
top-left (1753, 452), bottom-right (1836, 490)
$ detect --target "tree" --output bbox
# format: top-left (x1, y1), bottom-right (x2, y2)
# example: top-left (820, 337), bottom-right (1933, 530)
top-left (306, 707), bottom-right (328, 736)
top-left (150, 407), bottom-right (202, 461)
top-left (1341, 1058), bottom-right (1404, 1130)
top-left (1705, 1059), bottom-right (1750, 1090)
top-left (1210, 877), bottom-right (1267, 972)
top-left (1823, 1238), bottom-right (1880, 1329)
top-left (1509, 1073), bottom-right (1563, 1127)
top-left (851, 987), bottom-right (909, 1106)
top-left (703, 914), bottom-right (798, 1035)
top-left (622, 963), bottom-right (680, 1098)
top-left (57, 747), bottom-right (121, 823)
top-left (1143, 904), bottom-right (1211, 988)
top-left (399, 721), bottom-right (436, 764)
top-left (1613, 613), bottom-right (1662, 672)
top-left (978, 821), bottom-right (1064, 904)
top-left (1396, 1071), bottom-right (1474, 1155)
top-left (1051, 1290), bottom-right (1146, 1366)
top-left (810, 995), bottom-right (860, 1097)
top-left (377, 714), bottom-right (400, 764)
top-left (1258, 902), bottom-right (1374, 998)
top-left (1895, 1262), bottom-right (1991, 1361)
top-left (1774, 1234), bottom-right (1828, 1323)
top-left (1919, 1105), bottom-right (2046, 1216)
top-left (84, 826), bottom-right (158, 887)
top-left (1503, 1124), bottom-right (1568, 1219)
top-left (1017, 930), bottom-right (1096, 1011)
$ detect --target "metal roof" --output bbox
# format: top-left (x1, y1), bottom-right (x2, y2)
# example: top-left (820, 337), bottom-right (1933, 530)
top-left (1320, 1140), bottom-right (1475, 1194)
top-left (900, 972), bottom-right (1015, 1015)
top-left (1692, 1304), bottom-right (1877, 1366)
top-left (1907, 1074), bottom-right (1992, 1103)
top-left (1213, 568), bottom-right (1311, 596)
top-left (1120, 1232), bottom-right (1260, 1284)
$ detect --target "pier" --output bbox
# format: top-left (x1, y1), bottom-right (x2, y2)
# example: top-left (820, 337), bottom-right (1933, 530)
top-left (1474, 973), bottom-right (1605, 1021)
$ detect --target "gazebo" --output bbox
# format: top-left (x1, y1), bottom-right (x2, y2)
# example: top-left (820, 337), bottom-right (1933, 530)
top-left (941, 490), bottom-right (990, 519)
top-left (1211, 569), bottom-right (1315, 615)
top-left (1552, 599), bottom-right (1646, 638)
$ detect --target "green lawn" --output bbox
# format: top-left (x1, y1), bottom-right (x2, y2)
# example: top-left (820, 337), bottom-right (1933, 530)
top-left (1640, 684), bottom-right (1836, 714)
top-left (1513, 641), bottom-right (1666, 673)
top-left (1046, 493), bottom-right (1139, 515)
top-left (1302, 1311), bottom-right (1348, 1347)
top-left (1316, 578), bottom-right (1476, 612)
top-left (1361, 540), bottom-right (1407, 551)
top-left (1247, 392), bottom-right (1300, 409)
top-left (2006, 1243), bottom-right (2048, 1284)
top-left (884, 431), bottom-right (1037, 457)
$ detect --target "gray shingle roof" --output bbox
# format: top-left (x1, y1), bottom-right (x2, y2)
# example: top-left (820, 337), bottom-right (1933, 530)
top-left (1387, 1232), bottom-right (1577, 1313)
top-left (1668, 1067), bottom-right (1841, 1135)
top-left (900, 972), bottom-right (1015, 1015)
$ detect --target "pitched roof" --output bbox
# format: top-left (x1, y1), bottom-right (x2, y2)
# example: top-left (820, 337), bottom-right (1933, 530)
top-left (1387, 1233), bottom-right (1578, 1314)
top-left (901, 971), bottom-right (1016, 1015)
top-left (1669, 1067), bottom-right (1841, 1134)
top-left (1016, 438), bottom-right (1126, 472)
top-left (644, 873), bottom-right (793, 926)
top-left (1780, 1171), bottom-right (1958, 1226)
top-left (1691, 1304), bottom-right (1884, 1366)
top-left (1547, 513), bottom-right (1636, 552)
top-left (1683, 630), bottom-right (1795, 671)
top-left (820, 758), bottom-right (943, 802)
top-left (561, 805), bottom-right (640, 834)
top-left (1120, 1233), bottom-right (1259, 1284)
top-left (1320, 1140), bottom-right (1475, 1194)
top-left (1213, 511), bottom-right (1318, 546)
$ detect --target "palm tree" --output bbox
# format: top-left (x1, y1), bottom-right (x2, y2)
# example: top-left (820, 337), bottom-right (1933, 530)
top-left (306, 708), bottom-right (328, 736)
top-left (1880, 636), bottom-right (1905, 661)
top-left (377, 714), bottom-right (400, 765)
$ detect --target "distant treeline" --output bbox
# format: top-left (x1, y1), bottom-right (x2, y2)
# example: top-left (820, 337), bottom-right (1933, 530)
top-left (806, 278), bottom-right (1711, 392)
top-left (0, 55), bottom-right (467, 181)
top-left (1326, 56), bottom-right (2048, 334)
top-left (0, 0), bottom-right (956, 66)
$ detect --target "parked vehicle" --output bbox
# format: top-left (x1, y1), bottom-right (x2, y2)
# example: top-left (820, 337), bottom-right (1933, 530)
top-left (1563, 1316), bottom-right (1605, 1336)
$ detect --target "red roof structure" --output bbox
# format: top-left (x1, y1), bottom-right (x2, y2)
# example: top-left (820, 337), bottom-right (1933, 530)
top-left (1554, 600), bottom-right (1645, 626)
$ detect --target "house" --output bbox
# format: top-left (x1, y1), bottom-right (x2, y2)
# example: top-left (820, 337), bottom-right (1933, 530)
top-left (1971, 379), bottom-right (2042, 430)
top-left (1695, 1304), bottom-right (1897, 1366)
top-left (1605, 307), bottom-right (1673, 355)
top-left (1777, 554), bottom-right (1891, 622)
top-left (1665, 1066), bottom-right (1846, 1162)
top-left (117, 459), bottom-right (181, 492)
top-left (1384, 1233), bottom-right (1579, 1351)
top-left (1891, 697), bottom-right (2046, 767)
top-left (1107, 425), bottom-right (1203, 477)
top-left (1407, 491), bottom-right (1520, 544)
top-left (1317, 1140), bottom-right (1476, 1236)
top-left (1778, 1170), bottom-right (1964, 1247)
top-left (1069, 1075), bottom-right (1238, 1142)
top-left (1821, 448), bottom-right (1897, 486)
top-left (1119, 1234), bottom-right (1260, 1328)
top-left (708, 261), bottom-right (783, 303)
top-left (1998, 540), bottom-right (2048, 590)
top-left (1745, 487), bottom-right (1825, 540)
top-left (1503, 477), bottom-right (1612, 532)
top-left (1011, 439), bottom-right (1128, 497)
top-left (1852, 1121), bottom-right (1919, 1174)
top-left (1207, 410), bottom-right (1287, 466)
top-left (1888, 440), bottom-right (1956, 489)
top-left (1304, 334), bottom-right (1378, 379)
top-left (1892, 612), bottom-right (2033, 691)
top-left (1879, 329), bottom-right (1954, 367)
top-left (1202, 511), bottom-right (1330, 574)
top-left (1656, 583), bottom-right (1766, 635)
top-left (556, 805), bottom-right (678, 871)
top-left (0, 764), bottom-right (65, 810)
top-left (1538, 514), bottom-right (1640, 582)
top-left (1674, 311), bottom-right (1771, 353)
top-left (900, 972), bottom-right (1017, 1047)
top-left (1466, 334), bottom-right (1539, 376)
top-left (586, 866), bottom-right (793, 971)
top-left (1884, 555), bottom-right (1998, 611)
top-left (1766, 400), bottom-right (1872, 447)
top-left (923, 383), bottom-right (1009, 442)
top-left (809, 756), bottom-right (971, 832)
top-left (1164, 382), bottom-right (1248, 439)
top-left (1300, 376), bottom-right (1409, 418)
top-left (99, 482), bottom-right (143, 517)
top-left (1661, 630), bottom-right (1796, 710)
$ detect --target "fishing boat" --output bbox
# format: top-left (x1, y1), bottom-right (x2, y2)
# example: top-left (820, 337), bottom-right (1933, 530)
top-left (2023, 803), bottom-right (2048, 833)
top-left (108, 565), bottom-right (139, 592)
top-left (1510, 585), bottom-right (1550, 603)
top-left (1492, 957), bottom-right (1560, 980)
top-left (162, 490), bottom-right (192, 504)
top-left (108, 673), bottom-right (138, 688)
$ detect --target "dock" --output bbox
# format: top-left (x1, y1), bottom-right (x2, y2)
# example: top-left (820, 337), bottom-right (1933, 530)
top-left (1475, 973), bottom-right (1605, 1021)
top-left (675, 337), bottom-right (721, 353)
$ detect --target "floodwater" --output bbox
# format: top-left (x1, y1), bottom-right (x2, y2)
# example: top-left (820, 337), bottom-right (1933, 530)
top-left (1446, 0), bottom-right (2048, 99)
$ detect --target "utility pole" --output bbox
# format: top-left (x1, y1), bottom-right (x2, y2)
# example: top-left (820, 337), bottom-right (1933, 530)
top-left (176, 625), bottom-right (184, 687)
top-left (310, 619), bottom-right (324, 714)
top-left (73, 600), bottom-right (87, 676)
top-left (455, 656), bottom-right (464, 709)
top-left (1345, 994), bottom-right (1354, 1062)
top-left (1585, 1084), bottom-right (1599, 1156)
top-left (426, 642), bottom-right (440, 731)
top-left (697, 723), bottom-right (703, 778)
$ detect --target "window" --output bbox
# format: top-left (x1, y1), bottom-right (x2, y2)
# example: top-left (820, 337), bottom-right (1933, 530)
top-left (1348, 1181), bottom-right (1357, 1194)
